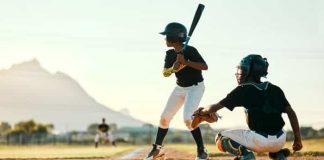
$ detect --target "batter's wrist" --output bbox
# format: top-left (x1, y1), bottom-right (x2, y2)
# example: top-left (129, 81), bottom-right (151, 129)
top-left (185, 60), bottom-right (190, 66)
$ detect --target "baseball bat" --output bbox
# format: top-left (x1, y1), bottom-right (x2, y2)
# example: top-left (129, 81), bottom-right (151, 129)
top-left (183, 4), bottom-right (205, 50)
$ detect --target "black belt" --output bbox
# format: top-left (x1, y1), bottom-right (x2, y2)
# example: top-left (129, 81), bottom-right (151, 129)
top-left (178, 81), bottom-right (202, 87)
top-left (256, 130), bottom-right (284, 138)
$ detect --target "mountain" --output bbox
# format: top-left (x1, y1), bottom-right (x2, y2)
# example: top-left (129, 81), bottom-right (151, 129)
top-left (0, 59), bottom-right (144, 132)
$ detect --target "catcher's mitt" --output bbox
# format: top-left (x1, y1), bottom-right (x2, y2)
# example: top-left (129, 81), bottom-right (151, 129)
top-left (191, 107), bottom-right (219, 128)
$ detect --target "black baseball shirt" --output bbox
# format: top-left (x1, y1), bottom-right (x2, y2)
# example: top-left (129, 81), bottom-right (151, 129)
top-left (219, 82), bottom-right (290, 135)
top-left (98, 123), bottom-right (109, 132)
top-left (164, 45), bottom-right (206, 87)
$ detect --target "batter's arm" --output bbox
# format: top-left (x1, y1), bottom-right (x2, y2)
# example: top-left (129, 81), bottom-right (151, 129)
top-left (176, 54), bottom-right (208, 71)
top-left (183, 60), bottom-right (208, 70)
top-left (163, 67), bottom-right (174, 77)
top-left (285, 105), bottom-right (303, 151)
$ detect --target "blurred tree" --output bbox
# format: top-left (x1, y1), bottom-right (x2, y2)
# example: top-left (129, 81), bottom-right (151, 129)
top-left (0, 122), bottom-right (11, 136)
top-left (87, 123), bottom-right (99, 134)
top-left (300, 126), bottom-right (317, 138)
top-left (199, 124), bottom-right (217, 144)
top-left (109, 123), bottom-right (118, 132)
top-left (14, 120), bottom-right (36, 134)
top-left (7, 120), bottom-right (54, 144)
top-left (143, 123), bottom-right (154, 144)
top-left (318, 127), bottom-right (324, 137)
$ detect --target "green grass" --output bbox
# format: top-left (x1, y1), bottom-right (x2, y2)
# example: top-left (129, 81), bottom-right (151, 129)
top-left (0, 144), bottom-right (138, 159)
top-left (167, 138), bottom-right (324, 156)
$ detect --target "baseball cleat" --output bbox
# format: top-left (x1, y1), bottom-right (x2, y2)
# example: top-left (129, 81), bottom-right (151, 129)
top-left (240, 151), bottom-right (255, 160)
top-left (268, 148), bottom-right (290, 160)
top-left (143, 144), bottom-right (165, 160)
top-left (195, 147), bottom-right (208, 160)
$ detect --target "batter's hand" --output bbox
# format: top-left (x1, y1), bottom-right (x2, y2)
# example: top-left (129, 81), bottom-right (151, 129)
top-left (172, 61), bottom-right (186, 73)
top-left (176, 54), bottom-right (187, 65)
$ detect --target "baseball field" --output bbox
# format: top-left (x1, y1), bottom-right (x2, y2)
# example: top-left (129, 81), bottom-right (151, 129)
top-left (0, 138), bottom-right (323, 160)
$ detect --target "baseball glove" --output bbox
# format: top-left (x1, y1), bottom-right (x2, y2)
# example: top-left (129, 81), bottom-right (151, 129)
top-left (191, 107), bottom-right (219, 128)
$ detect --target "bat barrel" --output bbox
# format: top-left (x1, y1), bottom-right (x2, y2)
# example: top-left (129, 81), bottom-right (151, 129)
top-left (183, 3), bottom-right (204, 50)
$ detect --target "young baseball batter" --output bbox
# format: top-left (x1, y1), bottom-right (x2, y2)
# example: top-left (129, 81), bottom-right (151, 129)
top-left (193, 54), bottom-right (303, 160)
top-left (143, 22), bottom-right (208, 160)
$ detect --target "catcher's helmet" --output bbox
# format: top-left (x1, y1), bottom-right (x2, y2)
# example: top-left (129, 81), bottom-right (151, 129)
top-left (160, 22), bottom-right (187, 42)
top-left (235, 54), bottom-right (269, 84)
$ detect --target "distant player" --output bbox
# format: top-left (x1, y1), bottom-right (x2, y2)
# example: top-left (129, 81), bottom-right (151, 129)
top-left (193, 54), bottom-right (302, 160)
top-left (144, 22), bottom-right (208, 160)
top-left (94, 118), bottom-right (116, 148)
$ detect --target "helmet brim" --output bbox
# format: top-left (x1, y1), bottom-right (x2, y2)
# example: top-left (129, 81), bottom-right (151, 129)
top-left (159, 31), bottom-right (167, 35)
top-left (160, 31), bottom-right (175, 35)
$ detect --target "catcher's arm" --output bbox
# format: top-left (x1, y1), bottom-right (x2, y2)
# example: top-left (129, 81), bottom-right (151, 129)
top-left (195, 103), bottom-right (225, 115)
top-left (285, 105), bottom-right (303, 151)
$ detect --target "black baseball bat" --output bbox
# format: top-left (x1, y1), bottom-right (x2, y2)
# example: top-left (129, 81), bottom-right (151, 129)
top-left (183, 4), bottom-right (205, 50)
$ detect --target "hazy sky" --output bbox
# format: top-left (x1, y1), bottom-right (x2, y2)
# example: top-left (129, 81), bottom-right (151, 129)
top-left (1, 0), bottom-right (323, 130)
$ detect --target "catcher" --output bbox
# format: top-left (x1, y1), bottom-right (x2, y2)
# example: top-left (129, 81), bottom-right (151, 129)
top-left (94, 118), bottom-right (116, 148)
top-left (192, 54), bottom-right (303, 160)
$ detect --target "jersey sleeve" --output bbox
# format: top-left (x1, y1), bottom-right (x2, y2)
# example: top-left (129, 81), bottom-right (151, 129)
top-left (277, 87), bottom-right (291, 112)
top-left (164, 50), bottom-right (175, 68)
top-left (219, 86), bottom-right (244, 111)
top-left (187, 47), bottom-right (206, 64)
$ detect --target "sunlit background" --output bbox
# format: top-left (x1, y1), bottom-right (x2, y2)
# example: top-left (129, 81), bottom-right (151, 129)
top-left (1, 0), bottom-right (323, 130)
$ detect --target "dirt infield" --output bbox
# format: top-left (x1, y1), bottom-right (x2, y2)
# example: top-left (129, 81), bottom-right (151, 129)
top-left (108, 147), bottom-right (324, 160)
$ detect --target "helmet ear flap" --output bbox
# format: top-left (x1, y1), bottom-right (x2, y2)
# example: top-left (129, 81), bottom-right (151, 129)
top-left (251, 57), bottom-right (269, 78)
top-left (178, 32), bottom-right (187, 42)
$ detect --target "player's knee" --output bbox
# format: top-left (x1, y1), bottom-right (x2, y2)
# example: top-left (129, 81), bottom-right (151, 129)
top-left (159, 117), bottom-right (170, 128)
top-left (215, 133), bottom-right (244, 156)
top-left (215, 133), bottom-right (225, 152)
top-left (184, 120), bottom-right (193, 130)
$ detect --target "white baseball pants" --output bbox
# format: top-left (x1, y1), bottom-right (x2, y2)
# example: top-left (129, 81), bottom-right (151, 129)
top-left (220, 129), bottom-right (286, 153)
top-left (161, 82), bottom-right (205, 129)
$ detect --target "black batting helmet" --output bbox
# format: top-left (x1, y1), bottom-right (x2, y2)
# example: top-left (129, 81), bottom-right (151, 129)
top-left (160, 22), bottom-right (187, 42)
top-left (235, 54), bottom-right (269, 84)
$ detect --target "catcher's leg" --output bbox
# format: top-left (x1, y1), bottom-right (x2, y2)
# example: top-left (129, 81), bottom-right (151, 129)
top-left (215, 133), bottom-right (255, 160)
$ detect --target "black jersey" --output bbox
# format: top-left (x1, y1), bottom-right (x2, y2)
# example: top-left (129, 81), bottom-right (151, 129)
top-left (219, 82), bottom-right (290, 135)
top-left (98, 123), bottom-right (109, 132)
top-left (164, 46), bottom-right (206, 87)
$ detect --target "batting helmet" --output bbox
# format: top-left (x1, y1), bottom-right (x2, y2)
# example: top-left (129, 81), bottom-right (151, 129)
top-left (160, 22), bottom-right (187, 42)
top-left (235, 54), bottom-right (269, 84)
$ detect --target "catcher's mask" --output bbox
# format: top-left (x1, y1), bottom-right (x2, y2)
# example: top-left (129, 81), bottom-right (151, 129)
top-left (160, 22), bottom-right (187, 42)
top-left (235, 54), bottom-right (269, 84)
